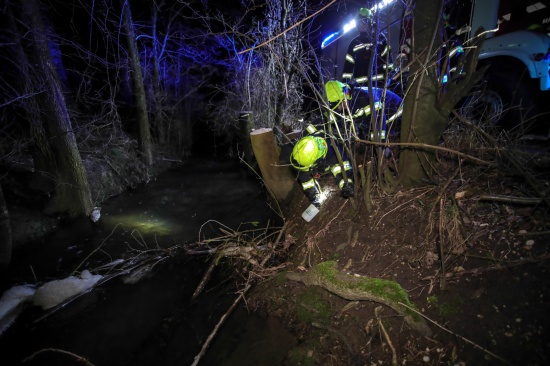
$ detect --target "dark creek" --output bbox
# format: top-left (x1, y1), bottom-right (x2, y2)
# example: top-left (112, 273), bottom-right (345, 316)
top-left (0, 160), bottom-right (295, 366)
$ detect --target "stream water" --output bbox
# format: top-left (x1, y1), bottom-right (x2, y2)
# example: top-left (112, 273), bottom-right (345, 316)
top-left (0, 160), bottom-right (297, 366)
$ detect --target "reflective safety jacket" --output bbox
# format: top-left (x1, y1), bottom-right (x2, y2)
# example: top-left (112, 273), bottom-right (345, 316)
top-left (331, 88), bottom-right (403, 142)
top-left (291, 124), bottom-right (353, 205)
top-left (342, 35), bottom-right (394, 89)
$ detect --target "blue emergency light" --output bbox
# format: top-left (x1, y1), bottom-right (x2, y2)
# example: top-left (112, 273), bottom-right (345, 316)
top-left (321, 19), bottom-right (357, 49)
top-left (320, 0), bottom-right (396, 49)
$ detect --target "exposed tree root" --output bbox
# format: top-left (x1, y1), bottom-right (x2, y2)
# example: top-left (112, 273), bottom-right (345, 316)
top-left (286, 261), bottom-right (432, 336)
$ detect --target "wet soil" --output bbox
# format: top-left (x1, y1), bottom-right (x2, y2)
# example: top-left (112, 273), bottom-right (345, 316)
top-left (247, 154), bottom-right (550, 365)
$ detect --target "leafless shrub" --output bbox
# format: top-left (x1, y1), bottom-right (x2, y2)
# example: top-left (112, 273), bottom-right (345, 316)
top-left (203, 0), bottom-right (318, 140)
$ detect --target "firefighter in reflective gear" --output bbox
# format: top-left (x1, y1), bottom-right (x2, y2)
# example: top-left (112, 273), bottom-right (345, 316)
top-left (325, 80), bottom-right (352, 109)
top-left (326, 80), bottom-right (402, 142)
top-left (342, 39), bottom-right (393, 89)
top-left (336, 9), bottom-right (403, 141)
top-left (342, 10), bottom-right (394, 89)
top-left (289, 125), bottom-right (354, 208)
top-left (348, 87), bottom-right (403, 141)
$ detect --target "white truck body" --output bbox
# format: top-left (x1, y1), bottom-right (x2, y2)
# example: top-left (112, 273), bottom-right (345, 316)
top-left (470, 0), bottom-right (550, 91)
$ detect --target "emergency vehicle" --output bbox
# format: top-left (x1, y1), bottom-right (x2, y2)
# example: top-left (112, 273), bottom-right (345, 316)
top-left (319, 0), bottom-right (550, 133)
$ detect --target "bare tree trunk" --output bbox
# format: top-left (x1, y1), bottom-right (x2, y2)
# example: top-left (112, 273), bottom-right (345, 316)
top-left (7, 6), bottom-right (57, 192)
top-left (120, 0), bottom-right (153, 165)
top-left (250, 128), bottom-right (296, 202)
top-left (28, 118), bottom-right (58, 193)
top-left (0, 184), bottom-right (12, 268)
top-left (20, 0), bottom-right (93, 218)
top-left (398, 0), bottom-right (445, 186)
top-left (398, 0), bottom-right (483, 186)
top-left (151, 5), bottom-right (165, 145)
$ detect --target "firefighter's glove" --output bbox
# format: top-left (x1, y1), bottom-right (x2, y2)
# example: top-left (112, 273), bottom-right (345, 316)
top-left (305, 187), bottom-right (321, 209)
top-left (341, 183), bottom-right (354, 198)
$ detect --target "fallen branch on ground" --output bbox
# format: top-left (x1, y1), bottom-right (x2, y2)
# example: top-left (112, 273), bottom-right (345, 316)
top-left (375, 306), bottom-right (398, 366)
top-left (191, 284), bottom-right (251, 366)
top-left (452, 110), bottom-right (550, 208)
top-left (185, 243), bottom-right (259, 264)
top-left (517, 230), bottom-right (550, 236)
top-left (398, 302), bottom-right (513, 365)
top-left (191, 259), bottom-right (217, 302)
top-left (187, 221), bottom-right (293, 279)
top-left (22, 348), bottom-right (96, 365)
top-left (422, 254), bottom-right (550, 281)
top-left (477, 194), bottom-right (543, 205)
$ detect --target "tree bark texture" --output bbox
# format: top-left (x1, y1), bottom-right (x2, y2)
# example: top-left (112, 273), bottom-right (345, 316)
top-left (398, 0), bottom-right (446, 186)
top-left (20, 0), bottom-right (93, 218)
top-left (7, 7), bottom-right (58, 193)
top-left (121, 0), bottom-right (153, 165)
top-left (250, 128), bottom-right (296, 202)
top-left (398, 0), bottom-right (484, 187)
top-left (151, 5), bottom-right (166, 145)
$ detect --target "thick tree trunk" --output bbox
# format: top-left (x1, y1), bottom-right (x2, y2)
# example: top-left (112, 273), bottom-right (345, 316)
top-left (398, 0), bottom-right (484, 187)
top-left (8, 6), bottom-right (57, 193)
top-left (121, 0), bottom-right (153, 165)
top-left (398, 0), bottom-right (446, 186)
top-left (151, 5), bottom-right (165, 145)
top-left (21, 0), bottom-right (93, 218)
top-left (28, 119), bottom-right (58, 193)
top-left (250, 128), bottom-right (296, 202)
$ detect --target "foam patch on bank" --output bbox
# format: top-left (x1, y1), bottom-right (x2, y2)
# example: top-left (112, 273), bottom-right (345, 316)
top-left (33, 270), bottom-right (103, 310)
top-left (0, 284), bottom-right (36, 335)
top-left (0, 270), bottom-right (103, 335)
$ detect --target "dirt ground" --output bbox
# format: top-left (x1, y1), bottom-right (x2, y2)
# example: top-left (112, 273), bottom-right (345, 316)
top-left (247, 141), bottom-right (550, 366)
